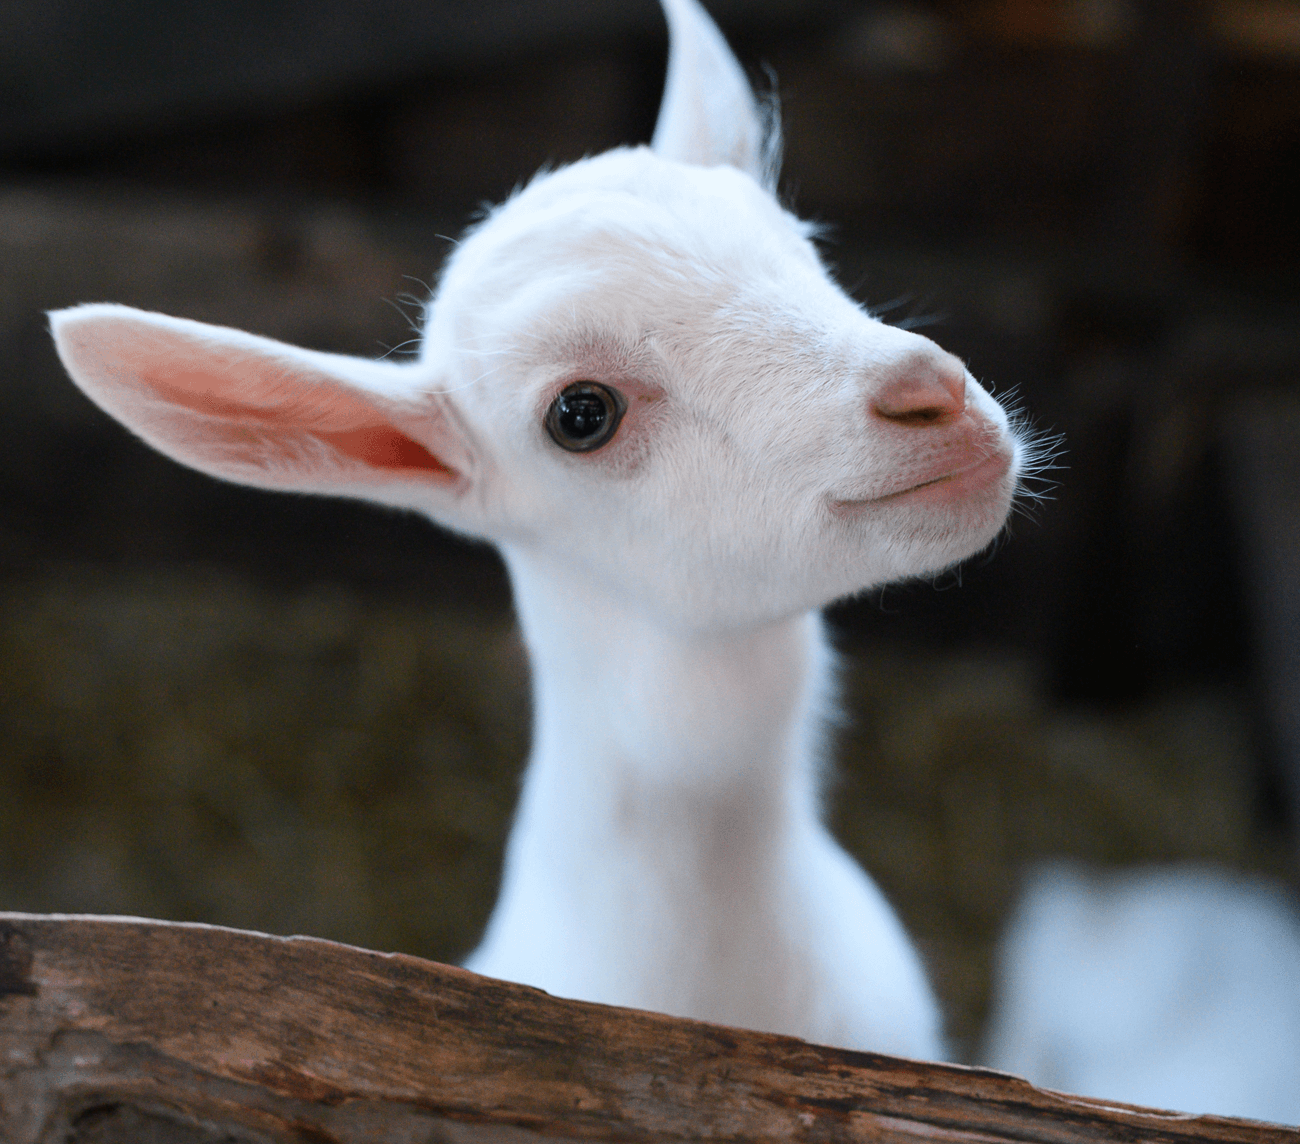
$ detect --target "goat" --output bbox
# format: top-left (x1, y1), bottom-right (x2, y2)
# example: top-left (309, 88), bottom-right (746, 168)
top-left (48, 0), bottom-right (1026, 1058)
top-left (984, 862), bottom-right (1300, 1124)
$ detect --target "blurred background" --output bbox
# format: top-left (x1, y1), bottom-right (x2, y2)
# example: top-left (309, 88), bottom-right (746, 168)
top-left (1, 0), bottom-right (1298, 1062)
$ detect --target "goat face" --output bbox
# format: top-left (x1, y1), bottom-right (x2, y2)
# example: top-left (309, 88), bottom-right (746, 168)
top-left (423, 148), bottom-right (1020, 629)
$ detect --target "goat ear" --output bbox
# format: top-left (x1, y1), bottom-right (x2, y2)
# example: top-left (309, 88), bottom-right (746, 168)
top-left (651, 0), bottom-right (772, 185)
top-left (49, 304), bottom-right (476, 514)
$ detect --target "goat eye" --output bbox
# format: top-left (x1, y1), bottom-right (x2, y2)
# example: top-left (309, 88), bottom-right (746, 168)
top-left (545, 382), bottom-right (626, 452)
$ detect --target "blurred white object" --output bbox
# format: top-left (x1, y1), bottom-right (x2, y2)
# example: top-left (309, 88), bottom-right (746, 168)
top-left (984, 862), bottom-right (1300, 1125)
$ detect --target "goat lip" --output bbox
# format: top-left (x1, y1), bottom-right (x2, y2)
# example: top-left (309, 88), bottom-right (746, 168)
top-left (830, 451), bottom-right (1012, 514)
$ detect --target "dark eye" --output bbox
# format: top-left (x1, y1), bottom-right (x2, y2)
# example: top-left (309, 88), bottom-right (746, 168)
top-left (545, 382), bottom-right (626, 452)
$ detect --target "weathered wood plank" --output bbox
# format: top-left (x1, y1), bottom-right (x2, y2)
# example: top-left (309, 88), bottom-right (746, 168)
top-left (1, 913), bottom-right (1295, 1144)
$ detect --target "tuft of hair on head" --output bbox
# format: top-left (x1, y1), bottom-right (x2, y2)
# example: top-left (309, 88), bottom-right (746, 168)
top-left (755, 67), bottom-right (785, 195)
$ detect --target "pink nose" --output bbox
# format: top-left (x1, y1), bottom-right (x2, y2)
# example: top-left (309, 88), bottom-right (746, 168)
top-left (871, 347), bottom-right (968, 424)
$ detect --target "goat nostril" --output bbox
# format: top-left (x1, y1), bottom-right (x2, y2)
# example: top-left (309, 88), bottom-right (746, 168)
top-left (872, 356), bottom-right (967, 425)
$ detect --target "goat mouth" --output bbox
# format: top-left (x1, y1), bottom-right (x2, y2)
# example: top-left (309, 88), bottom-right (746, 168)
top-left (829, 451), bottom-right (1012, 515)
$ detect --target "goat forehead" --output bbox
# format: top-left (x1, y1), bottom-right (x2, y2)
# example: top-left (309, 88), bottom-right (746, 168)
top-left (441, 157), bottom-right (818, 308)
top-left (443, 274), bottom-right (860, 406)
top-left (424, 150), bottom-right (878, 422)
top-left (435, 227), bottom-right (848, 389)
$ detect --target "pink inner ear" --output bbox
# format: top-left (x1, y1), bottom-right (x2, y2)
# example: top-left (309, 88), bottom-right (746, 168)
top-left (319, 427), bottom-right (454, 476)
top-left (142, 365), bottom-right (456, 480)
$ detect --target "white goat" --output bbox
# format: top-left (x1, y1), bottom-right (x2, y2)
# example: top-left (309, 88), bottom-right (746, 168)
top-left (984, 862), bottom-right (1300, 1124)
top-left (48, 0), bottom-right (1024, 1058)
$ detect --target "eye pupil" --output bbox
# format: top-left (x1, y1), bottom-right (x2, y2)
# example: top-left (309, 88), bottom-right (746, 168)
top-left (558, 392), bottom-right (607, 438)
top-left (546, 382), bottom-right (626, 452)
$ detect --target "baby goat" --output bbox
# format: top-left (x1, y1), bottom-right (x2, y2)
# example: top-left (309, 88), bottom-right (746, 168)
top-left (49, 0), bottom-right (1024, 1058)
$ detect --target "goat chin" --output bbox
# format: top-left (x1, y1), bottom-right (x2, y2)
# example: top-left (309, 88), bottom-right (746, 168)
top-left (47, 0), bottom-right (1031, 1061)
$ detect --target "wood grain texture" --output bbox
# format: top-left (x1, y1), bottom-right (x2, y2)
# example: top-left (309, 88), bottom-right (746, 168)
top-left (1, 913), bottom-right (1295, 1144)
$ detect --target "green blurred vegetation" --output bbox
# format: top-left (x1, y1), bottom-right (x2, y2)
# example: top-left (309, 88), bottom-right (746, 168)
top-left (0, 569), bottom-right (527, 962)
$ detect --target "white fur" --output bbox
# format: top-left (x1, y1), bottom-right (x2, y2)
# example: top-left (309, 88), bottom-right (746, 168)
top-left (47, 0), bottom-right (1024, 1057)
top-left (984, 863), bottom-right (1300, 1124)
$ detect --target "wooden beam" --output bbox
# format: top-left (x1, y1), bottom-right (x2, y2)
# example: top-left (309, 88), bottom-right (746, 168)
top-left (1, 913), bottom-right (1295, 1143)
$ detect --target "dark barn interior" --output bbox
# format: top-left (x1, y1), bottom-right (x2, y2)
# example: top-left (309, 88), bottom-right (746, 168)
top-left (2, 0), bottom-right (1299, 1061)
